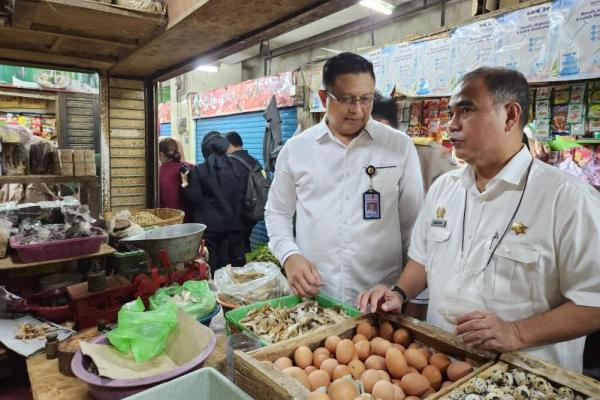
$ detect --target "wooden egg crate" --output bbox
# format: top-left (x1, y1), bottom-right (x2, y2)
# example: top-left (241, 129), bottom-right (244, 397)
top-left (233, 313), bottom-right (498, 400)
top-left (437, 351), bottom-right (600, 400)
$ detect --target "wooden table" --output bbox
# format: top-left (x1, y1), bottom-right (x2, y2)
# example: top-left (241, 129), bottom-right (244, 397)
top-left (0, 244), bottom-right (115, 271)
top-left (26, 335), bottom-right (227, 400)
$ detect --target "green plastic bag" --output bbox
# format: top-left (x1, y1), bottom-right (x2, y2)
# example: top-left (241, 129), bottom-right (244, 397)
top-left (107, 298), bottom-right (178, 363)
top-left (149, 280), bottom-right (216, 320)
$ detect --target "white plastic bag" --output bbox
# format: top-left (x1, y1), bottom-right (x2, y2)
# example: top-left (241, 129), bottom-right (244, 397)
top-left (214, 262), bottom-right (290, 305)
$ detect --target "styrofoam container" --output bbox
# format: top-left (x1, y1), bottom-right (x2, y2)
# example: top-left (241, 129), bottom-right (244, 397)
top-left (122, 368), bottom-right (252, 400)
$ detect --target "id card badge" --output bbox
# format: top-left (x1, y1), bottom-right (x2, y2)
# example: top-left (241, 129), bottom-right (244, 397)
top-left (363, 189), bottom-right (381, 220)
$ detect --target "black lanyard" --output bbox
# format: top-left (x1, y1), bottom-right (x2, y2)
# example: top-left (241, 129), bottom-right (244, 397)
top-left (460, 158), bottom-right (534, 268)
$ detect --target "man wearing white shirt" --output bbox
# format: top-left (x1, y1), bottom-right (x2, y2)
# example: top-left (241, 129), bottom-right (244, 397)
top-left (357, 67), bottom-right (600, 371)
top-left (265, 52), bottom-right (424, 304)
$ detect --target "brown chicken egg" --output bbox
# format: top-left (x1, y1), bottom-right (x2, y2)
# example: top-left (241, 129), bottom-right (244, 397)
top-left (422, 365), bottom-right (442, 390)
top-left (325, 336), bottom-right (342, 353)
top-left (418, 347), bottom-right (432, 361)
top-left (393, 384), bottom-right (406, 400)
top-left (423, 387), bottom-right (436, 397)
top-left (306, 393), bottom-right (331, 400)
top-left (357, 322), bottom-right (375, 340)
top-left (379, 322), bottom-right (395, 341)
top-left (404, 349), bottom-right (428, 371)
top-left (372, 380), bottom-right (396, 400)
top-left (372, 339), bottom-right (392, 357)
top-left (392, 344), bottom-right (406, 353)
top-left (336, 339), bottom-right (356, 364)
top-left (392, 329), bottom-right (412, 346)
top-left (274, 357), bottom-right (293, 370)
top-left (314, 352), bottom-right (331, 369)
top-left (282, 366), bottom-right (310, 389)
top-left (399, 372), bottom-right (431, 396)
top-left (314, 347), bottom-right (331, 358)
top-left (385, 347), bottom-right (410, 379)
top-left (305, 366), bottom-right (318, 375)
top-left (353, 334), bottom-right (368, 343)
top-left (355, 340), bottom-right (371, 361)
top-left (348, 359), bottom-right (366, 379)
top-left (428, 353), bottom-right (451, 374)
top-left (446, 361), bottom-right (473, 381)
top-left (405, 397), bottom-right (421, 400)
top-left (360, 369), bottom-right (381, 393)
top-left (295, 345), bottom-right (313, 369)
top-left (378, 370), bottom-right (391, 381)
top-left (320, 358), bottom-right (340, 379)
top-left (333, 365), bottom-right (353, 380)
top-left (407, 343), bottom-right (420, 350)
top-left (328, 378), bottom-right (358, 400)
top-left (308, 369), bottom-right (331, 391)
top-left (364, 355), bottom-right (386, 370)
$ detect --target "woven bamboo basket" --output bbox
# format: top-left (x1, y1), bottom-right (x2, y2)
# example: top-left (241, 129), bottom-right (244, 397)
top-left (103, 208), bottom-right (184, 228)
top-left (233, 313), bottom-right (497, 400)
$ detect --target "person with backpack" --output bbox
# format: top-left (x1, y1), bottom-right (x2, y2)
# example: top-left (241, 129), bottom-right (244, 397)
top-left (225, 131), bottom-right (267, 252)
top-left (181, 132), bottom-right (248, 275)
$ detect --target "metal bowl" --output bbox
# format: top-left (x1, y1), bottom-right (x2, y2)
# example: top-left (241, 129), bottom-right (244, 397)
top-left (120, 224), bottom-right (206, 265)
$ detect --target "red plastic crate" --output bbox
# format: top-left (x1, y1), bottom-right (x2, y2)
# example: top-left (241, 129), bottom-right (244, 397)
top-left (9, 228), bottom-right (106, 263)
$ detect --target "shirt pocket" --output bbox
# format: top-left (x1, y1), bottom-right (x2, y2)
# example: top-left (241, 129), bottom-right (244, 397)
top-left (426, 227), bottom-right (451, 275)
top-left (372, 165), bottom-right (400, 196)
top-left (486, 242), bottom-right (539, 303)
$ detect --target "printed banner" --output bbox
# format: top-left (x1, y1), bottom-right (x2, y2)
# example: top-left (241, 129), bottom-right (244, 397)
top-left (0, 65), bottom-right (99, 94)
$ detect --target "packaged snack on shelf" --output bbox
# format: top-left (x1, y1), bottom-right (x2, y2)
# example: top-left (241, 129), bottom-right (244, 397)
top-left (570, 123), bottom-right (585, 136)
top-left (588, 104), bottom-right (600, 119)
top-left (590, 89), bottom-right (600, 104)
top-left (589, 119), bottom-right (600, 132)
top-left (535, 119), bottom-right (550, 137)
top-left (535, 100), bottom-right (550, 119)
top-left (551, 105), bottom-right (569, 133)
top-left (536, 86), bottom-right (551, 99)
top-left (409, 101), bottom-right (422, 126)
top-left (553, 90), bottom-right (570, 105)
top-left (569, 84), bottom-right (586, 103)
top-left (567, 104), bottom-right (584, 124)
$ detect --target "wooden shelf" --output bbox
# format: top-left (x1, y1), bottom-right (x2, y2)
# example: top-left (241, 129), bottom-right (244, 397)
top-left (0, 175), bottom-right (99, 185)
top-left (0, 244), bottom-right (115, 270)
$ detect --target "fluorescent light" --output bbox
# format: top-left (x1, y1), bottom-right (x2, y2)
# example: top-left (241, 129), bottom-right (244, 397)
top-left (195, 65), bottom-right (219, 72)
top-left (359, 0), bottom-right (395, 15)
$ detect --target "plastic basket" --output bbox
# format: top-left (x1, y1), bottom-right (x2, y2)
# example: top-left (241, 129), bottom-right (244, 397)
top-left (103, 208), bottom-right (184, 228)
top-left (224, 293), bottom-right (362, 346)
top-left (122, 368), bottom-right (251, 400)
top-left (9, 228), bottom-right (106, 263)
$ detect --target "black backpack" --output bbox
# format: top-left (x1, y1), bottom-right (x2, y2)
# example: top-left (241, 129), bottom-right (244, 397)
top-left (228, 154), bottom-right (271, 222)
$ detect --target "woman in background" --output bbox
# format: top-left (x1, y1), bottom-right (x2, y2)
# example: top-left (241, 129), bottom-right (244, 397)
top-left (158, 137), bottom-right (193, 222)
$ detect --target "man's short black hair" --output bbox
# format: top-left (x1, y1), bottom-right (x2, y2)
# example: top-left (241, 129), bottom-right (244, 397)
top-left (225, 131), bottom-right (243, 147)
top-left (322, 52), bottom-right (375, 91)
top-left (372, 92), bottom-right (398, 129)
top-left (460, 67), bottom-right (530, 129)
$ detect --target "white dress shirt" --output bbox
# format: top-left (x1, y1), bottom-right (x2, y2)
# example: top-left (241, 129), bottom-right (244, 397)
top-left (409, 147), bottom-right (600, 372)
top-left (265, 118), bottom-right (424, 304)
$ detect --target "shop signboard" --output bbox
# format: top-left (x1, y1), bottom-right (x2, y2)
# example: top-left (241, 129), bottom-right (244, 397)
top-left (0, 65), bottom-right (99, 94)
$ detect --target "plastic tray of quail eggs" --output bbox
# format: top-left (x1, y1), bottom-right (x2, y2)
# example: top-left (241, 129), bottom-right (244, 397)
top-left (441, 362), bottom-right (598, 400)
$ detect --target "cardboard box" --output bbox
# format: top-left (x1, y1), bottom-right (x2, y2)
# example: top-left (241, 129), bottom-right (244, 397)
top-left (499, 0), bottom-right (520, 8)
top-left (61, 162), bottom-right (74, 176)
top-left (73, 150), bottom-right (85, 163)
top-left (59, 149), bottom-right (74, 164)
top-left (74, 162), bottom-right (86, 176)
top-left (85, 163), bottom-right (96, 176)
top-left (83, 150), bottom-right (95, 163)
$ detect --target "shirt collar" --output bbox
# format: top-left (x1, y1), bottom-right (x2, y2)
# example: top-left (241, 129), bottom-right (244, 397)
top-left (315, 117), bottom-right (375, 142)
top-left (454, 146), bottom-right (533, 189)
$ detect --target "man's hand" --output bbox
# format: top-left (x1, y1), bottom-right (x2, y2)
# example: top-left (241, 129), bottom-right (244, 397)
top-left (356, 285), bottom-right (403, 314)
top-left (283, 254), bottom-right (322, 297)
top-left (455, 310), bottom-right (525, 352)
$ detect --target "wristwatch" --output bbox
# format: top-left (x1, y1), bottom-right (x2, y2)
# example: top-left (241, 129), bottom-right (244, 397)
top-left (391, 285), bottom-right (409, 303)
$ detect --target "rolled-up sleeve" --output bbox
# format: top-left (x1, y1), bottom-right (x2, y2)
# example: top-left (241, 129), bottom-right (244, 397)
top-left (554, 182), bottom-right (600, 307)
top-left (265, 144), bottom-right (301, 265)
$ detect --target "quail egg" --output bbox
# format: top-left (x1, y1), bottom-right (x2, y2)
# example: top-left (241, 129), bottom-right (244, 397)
top-left (557, 388), bottom-right (574, 400)
top-left (514, 385), bottom-right (531, 400)
top-left (501, 395), bottom-right (516, 400)
top-left (485, 388), bottom-right (505, 400)
top-left (464, 378), bottom-right (488, 395)
top-left (513, 370), bottom-right (528, 386)
top-left (490, 369), bottom-right (505, 385)
top-left (531, 390), bottom-right (546, 400)
top-left (503, 372), bottom-right (515, 387)
top-left (448, 389), bottom-right (467, 400)
top-left (465, 395), bottom-right (484, 400)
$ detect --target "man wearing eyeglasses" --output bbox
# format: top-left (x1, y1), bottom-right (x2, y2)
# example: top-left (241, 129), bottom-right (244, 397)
top-left (265, 52), bottom-right (424, 305)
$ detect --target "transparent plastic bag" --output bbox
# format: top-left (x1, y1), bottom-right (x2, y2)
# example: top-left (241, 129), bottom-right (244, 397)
top-left (0, 286), bottom-right (28, 313)
top-left (0, 217), bottom-right (12, 258)
top-left (214, 262), bottom-right (290, 305)
top-left (107, 298), bottom-right (178, 363)
top-left (149, 280), bottom-right (216, 320)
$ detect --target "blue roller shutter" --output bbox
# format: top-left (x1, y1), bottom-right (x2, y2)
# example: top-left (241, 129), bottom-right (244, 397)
top-left (159, 123), bottom-right (171, 136)
top-left (194, 107), bottom-right (298, 248)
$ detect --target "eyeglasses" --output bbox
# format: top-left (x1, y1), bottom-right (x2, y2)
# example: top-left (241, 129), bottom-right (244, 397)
top-left (326, 91), bottom-right (374, 107)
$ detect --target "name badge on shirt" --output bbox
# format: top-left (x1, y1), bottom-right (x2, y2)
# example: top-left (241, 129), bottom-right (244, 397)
top-left (432, 218), bottom-right (447, 227)
top-left (363, 189), bottom-right (381, 220)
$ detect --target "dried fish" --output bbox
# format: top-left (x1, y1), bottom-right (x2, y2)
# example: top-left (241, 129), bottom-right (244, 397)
top-left (15, 322), bottom-right (56, 341)
top-left (239, 299), bottom-right (350, 343)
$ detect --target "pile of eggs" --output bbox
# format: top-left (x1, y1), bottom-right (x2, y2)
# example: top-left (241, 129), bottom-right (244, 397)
top-left (266, 320), bottom-right (477, 400)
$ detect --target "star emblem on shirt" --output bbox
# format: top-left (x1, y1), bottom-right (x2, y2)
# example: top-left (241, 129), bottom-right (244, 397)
top-left (511, 222), bottom-right (528, 235)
